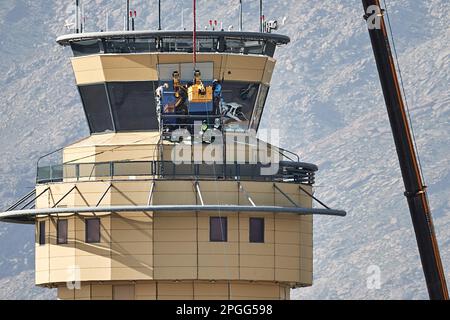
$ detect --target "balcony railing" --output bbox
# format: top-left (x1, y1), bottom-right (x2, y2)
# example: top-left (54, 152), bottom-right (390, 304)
top-left (36, 161), bottom-right (317, 185)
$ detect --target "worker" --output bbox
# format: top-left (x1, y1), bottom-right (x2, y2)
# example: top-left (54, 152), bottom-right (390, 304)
top-left (175, 86), bottom-right (188, 113)
top-left (155, 83), bottom-right (169, 100)
top-left (193, 70), bottom-right (206, 95)
top-left (155, 83), bottom-right (169, 115)
top-left (212, 79), bottom-right (222, 114)
top-left (174, 84), bottom-right (189, 126)
top-left (172, 71), bottom-right (181, 92)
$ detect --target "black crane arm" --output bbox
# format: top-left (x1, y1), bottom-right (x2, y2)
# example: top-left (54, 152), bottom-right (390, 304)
top-left (361, 0), bottom-right (448, 300)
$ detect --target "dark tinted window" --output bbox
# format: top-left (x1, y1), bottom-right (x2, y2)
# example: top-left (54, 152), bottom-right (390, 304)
top-left (249, 218), bottom-right (264, 243)
top-left (57, 220), bottom-right (68, 245)
top-left (86, 218), bottom-right (101, 243)
top-left (221, 82), bottom-right (259, 131)
top-left (107, 82), bottom-right (159, 131)
top-left (71, 40), bottom-right (101, 57)
top-left (78, 85), bottom-right (114, 133)
top-left (210, 217), bottom-right (227, 242)
top-left (39, 221), bottom-right (46, 245)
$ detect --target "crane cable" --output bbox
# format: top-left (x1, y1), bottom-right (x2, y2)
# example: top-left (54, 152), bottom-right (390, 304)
top-left (382, 0), bottom-right (427, 186)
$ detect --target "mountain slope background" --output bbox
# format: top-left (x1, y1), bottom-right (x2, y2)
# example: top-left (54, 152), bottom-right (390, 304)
top-left (0, 0), bottom-right (448, 300)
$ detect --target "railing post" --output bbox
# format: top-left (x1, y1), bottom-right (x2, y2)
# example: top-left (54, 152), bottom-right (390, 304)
top-left (110, 162), bottom-right (114, 179)
top-left (76, 164), bottom-right (80, 182)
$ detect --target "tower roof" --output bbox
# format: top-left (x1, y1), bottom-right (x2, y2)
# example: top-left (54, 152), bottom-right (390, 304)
top-left (57, 30), bottom-right (291, 47)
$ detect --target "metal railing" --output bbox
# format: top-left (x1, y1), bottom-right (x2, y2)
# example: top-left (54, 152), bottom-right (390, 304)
top-left (36, 160), bottom-right (317, 185)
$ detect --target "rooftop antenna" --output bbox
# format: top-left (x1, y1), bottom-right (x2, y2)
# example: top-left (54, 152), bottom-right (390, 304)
top-left (239, 0), bottom-right (243, 31)
top-left (126, 0), bottom-right (130, 31)
top-left (259, 0), bottom-right (263, 32)
top-left (130, 10), bottom-right (137, 31)
top-left (75, 0), bottom-right (80, 33)
top-left (105, 12), bottom-right (109, 32)
top-left (158, 0), bottom-right (162, 30)
top-left (181, 8), bottom-right (185, 30)
top-left (193, 0), bottom-right (197, 67)
top-left (80, 1), bottom-right (85, 33)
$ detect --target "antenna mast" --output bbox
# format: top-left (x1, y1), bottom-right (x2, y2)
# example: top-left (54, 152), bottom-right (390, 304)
top-left (75, 0), bottom-right (79, 33)
top-left (126, 0), bottom-right (130, 31)
top-left (259, 0), bottom-right (263, 32)
top-left (193, 0), bottom-right (197, 67)
top-left (158, 0), bottom-right (162, 30)
top-left (239, 0), bottom-right (243, 31)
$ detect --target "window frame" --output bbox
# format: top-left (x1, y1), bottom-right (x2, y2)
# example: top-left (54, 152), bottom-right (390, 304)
top-left (57, 219), bottom-right (69, 245)
top-left (209, 217), bottom-right (228, 242)
top-left (85, 218), bottom-right (101, 244)
top-left (249, 217), bottom-right (265, 243)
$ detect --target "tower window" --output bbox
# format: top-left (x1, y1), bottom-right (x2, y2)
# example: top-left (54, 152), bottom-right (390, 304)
top-left (249, 218), bottom-right (264, 243)
top-left (210, 217), bottom-right (228, 242)
top-left (57, 220), bottom-right (68, 245)
top-left (38, 221), bottom-right (46, 245)
top-left (85, 218), bottom-right (101, 243)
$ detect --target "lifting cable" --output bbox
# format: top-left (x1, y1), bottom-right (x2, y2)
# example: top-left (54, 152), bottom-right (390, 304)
top-left (382, 0), bottom-right (427, 185)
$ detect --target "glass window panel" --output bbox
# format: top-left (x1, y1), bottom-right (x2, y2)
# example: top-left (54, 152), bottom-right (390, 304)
top-left (107, 82), bottom-right (159, 131)
top-left (103, 39), bottom-right (132, 54)
top-left (37, 166), bottom-right (51, 183)
top-left (78, 163), bottom-right (96, 179)
top-left (68, 35), bottom-right (279, 57)
top-left (249, 218), bottom-right (264, 243)
top-left (210, 217), bottom-right (227, 242)
top-left (57, 220), bottom-right (68, 245)
top-left (250, 84), bottom-right (269, 130)
top-left (39, 221), bottom-right (46, 245)
top-left (86, 218), bottom-right (101, 243)
top-left (113, 162), bottom-right (152, 176)
top-left (158, 64), bottom-right (179, 81)
top-left (71, 40), bottom-right (101, 57)
top-left (51, 165), bottom-right (63, 181)
top-left (78, 85), bottom-right (114, 133)
top-left (63, 164), bottom-right (78, 179)
top-left (180, 62), bottom-right (214, 81)
top-left (221, 82), bottom-right (259, 131)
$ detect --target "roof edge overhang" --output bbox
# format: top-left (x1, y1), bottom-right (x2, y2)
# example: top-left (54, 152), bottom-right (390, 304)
top-left (57, 30), bottom-right (291, 46)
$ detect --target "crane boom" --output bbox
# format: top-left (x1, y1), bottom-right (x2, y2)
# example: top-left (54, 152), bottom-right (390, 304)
top-left (362, 0), bottom-right (448, 300)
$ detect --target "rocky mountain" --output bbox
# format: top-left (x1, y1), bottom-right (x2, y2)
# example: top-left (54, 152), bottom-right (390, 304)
top-left (0, 0), bottom-right (448, 299)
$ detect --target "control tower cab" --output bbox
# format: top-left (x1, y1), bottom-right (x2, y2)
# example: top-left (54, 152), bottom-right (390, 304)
top-left (0, 30), bottom-right (345, 300)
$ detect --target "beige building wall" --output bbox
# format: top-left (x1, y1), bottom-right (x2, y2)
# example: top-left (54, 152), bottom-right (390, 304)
top-left (71, 53), bottom-right (276, 86)
top-left (35, 180), bottom-right (313, 292)
top-left (57, 280), bottom-right (291, 300)
top-left (62, 132), bottom-right (279, 170)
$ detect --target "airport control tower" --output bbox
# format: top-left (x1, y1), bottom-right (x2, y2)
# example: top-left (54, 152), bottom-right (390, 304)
top-left (0, 6), bottom-right (345, 300)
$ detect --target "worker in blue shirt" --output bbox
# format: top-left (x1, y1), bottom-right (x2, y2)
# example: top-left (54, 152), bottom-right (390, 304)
top-left (212, 79), bottom-right (222, 115)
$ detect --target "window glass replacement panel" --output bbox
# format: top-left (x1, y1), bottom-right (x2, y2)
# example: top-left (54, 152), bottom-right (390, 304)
top-left (39, 221), bottom-right (45, 245)
top-left (57, 220), bottom-right (68, 245)
top-left (249, 218), bottom-right (265, 243)
top-left (107, 82), bottom-right (159, 131)
top-left (86, 218), bottom-right (101, 243)
top-left (210, 217), bottom-right (228, 242)
top-left (221, 82), bottom-right (259, 131)
top-left (78, 85), bottom-right (114, 133)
